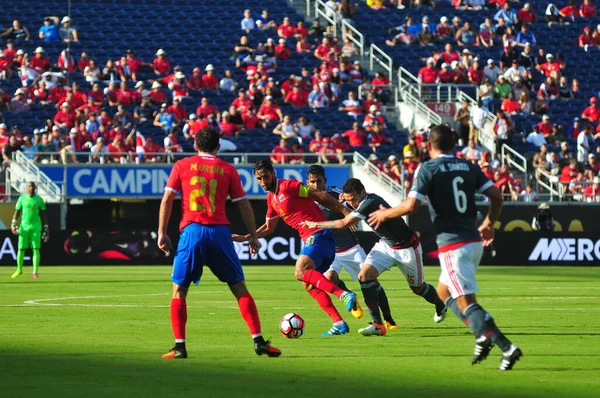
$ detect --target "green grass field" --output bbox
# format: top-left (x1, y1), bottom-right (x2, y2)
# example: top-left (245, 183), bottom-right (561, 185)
top-left (1, 266), bottom-right (599, 398)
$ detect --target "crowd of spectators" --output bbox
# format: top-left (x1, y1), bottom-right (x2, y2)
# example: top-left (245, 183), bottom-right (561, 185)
top-left (0, 9), bottom-right (395, 166)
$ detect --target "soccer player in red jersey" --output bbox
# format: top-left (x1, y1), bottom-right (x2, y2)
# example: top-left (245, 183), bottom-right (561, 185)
top-left (158, 129), bottom-right (281, 359)
top-left (234, 160), bottom-right (358, 336)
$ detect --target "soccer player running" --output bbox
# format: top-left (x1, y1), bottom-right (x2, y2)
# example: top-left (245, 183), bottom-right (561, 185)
top-left (158, 128), bottom-right (280, 359)
top-left (236, 160), bottom-right (358, 336)
top-left (301, 178), bottom-right (447, 337)
top-left (368, 124), bottom-right (522, 370)
top-left (11, 182), bottom-right (49, 279)
top-left (305, 165), bottom-right (399, 330)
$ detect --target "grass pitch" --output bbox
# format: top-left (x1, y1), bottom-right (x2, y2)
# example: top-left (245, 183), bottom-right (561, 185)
top-left (1, 266), bottom-right (599, 398)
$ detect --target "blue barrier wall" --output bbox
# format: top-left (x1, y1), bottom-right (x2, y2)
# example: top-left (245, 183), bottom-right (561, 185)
top-left (38, 165), bottom-right (351, 198)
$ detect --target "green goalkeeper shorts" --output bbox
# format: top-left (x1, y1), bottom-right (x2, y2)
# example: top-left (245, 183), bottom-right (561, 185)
top-left (18, 228), bottom-right (41, 250)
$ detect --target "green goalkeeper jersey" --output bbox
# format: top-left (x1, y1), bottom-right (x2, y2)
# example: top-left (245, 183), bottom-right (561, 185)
top-left (16, 194), bottom-right (46, 231)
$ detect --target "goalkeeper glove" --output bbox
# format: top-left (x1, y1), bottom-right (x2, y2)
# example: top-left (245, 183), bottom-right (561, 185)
top-left (11, 219), bottom-right (18, 235)
top-left (42, 225), bottom-right (49, 242)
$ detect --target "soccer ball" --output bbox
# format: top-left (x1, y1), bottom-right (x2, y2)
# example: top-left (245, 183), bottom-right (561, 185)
top-left (280, 313), bottom-right (305, 339)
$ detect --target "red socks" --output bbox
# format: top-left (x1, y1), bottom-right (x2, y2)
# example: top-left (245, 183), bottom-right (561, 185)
top-left (309, 288), bottom-right (343, 323)
top-left (237, 292), bottom-right (262, 336)
top-left (302, 269), bottom-right (345, 298)
top-left (170, 298), bottom-right (187, 341)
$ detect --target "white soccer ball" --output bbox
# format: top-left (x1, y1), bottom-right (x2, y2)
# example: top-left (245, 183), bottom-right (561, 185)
top-left (279, 313), bottom-right (305, 339)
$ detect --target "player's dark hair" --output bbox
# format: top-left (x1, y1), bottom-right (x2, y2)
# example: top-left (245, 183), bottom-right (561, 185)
top-left (306, 165), bottom-right (325, 179)
top-left (195, 128), bottom-right (220, 152)
top-left (428, 124), bottom-right (456, 153)
top-left (253, 159), bottom-right (274, 174)
top-left (342, 178), bottom-right (365, 195)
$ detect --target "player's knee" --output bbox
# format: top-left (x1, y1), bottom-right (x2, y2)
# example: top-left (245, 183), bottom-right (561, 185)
top-left (358, 265), bottom-right (378, 282)
top-left (303, 282), bottom-right (314, 292)
top-left (325, 271), bottom-right (338, 283)
top-left (294, 268), bottom-right (305, 281)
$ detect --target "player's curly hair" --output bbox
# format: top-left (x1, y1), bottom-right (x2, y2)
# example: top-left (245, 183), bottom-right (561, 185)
top-left (306, 164), bottom-right (325, 178)
top-left (195, 128), bottom-right (220, 152)
top-left (253, 159), bottom-right (274, 174)
top-left (428, 124), bottom-right (455, 153)
top-left (342, 178), bottom-right (365, 195)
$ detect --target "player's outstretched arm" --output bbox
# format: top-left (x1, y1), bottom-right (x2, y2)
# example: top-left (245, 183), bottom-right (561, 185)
top-left (300, 213), bottom-right (361, 231)
top-left (158, 190), bottom-right (176, 255)
top-left (309, 188), bottom-right (350, 217)
top-left (479, 185), bottom-right (504, 246)
top-left (368, 197), bottom-right (421, 230)
top-left (236, 198), bottom-right (261, 256)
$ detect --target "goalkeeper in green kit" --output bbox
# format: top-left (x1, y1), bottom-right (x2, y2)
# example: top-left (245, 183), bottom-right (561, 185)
top-left (11, 182), bottom-right (49, 279)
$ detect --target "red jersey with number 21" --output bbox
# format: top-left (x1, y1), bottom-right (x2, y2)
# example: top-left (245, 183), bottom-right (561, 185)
top-left (166, 155), bottom-right (246, 231)
top-left (266, 179), bottom-right (326, 241)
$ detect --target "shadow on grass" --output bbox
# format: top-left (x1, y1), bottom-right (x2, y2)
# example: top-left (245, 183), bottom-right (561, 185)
top-left (0, 348), bottom-right (539, 398)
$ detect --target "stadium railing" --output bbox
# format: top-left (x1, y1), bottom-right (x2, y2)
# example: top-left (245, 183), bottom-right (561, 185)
top-left (342, 19), bottom-right (365, 57)
top-left (14, 151), bottom-right (359, 165)
top-left (536, 168), bottom-right (564, 202)
top-left (501, 143), bottom-right (529, 185)
top-left (397, 67), bottom-right (479, 103)
top-left (314, 0), bottom-right (338, 37)
top-left (352, 151), bottom-right (405, 200)
top-left (369, 43), bottom-right (393, 82)
top-left (457, 90), bottom-right (497, 158)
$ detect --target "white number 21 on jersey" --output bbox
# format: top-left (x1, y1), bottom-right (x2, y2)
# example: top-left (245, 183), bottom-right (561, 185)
top-left (452, 177), bottom-right (467, 214)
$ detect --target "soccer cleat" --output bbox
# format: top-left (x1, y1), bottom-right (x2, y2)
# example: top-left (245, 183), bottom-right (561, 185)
top-left (472, 337), bottom-right (494, 365)
top-left (434, 305), bottom-right (448, 323)
top-left (358, 322), bottom-right (387, 336)
top-left (385, 320), bottom-right (399, 330)
top-left (254, 339), bottom-right (281, 358)
top-left (322, 321), bottom-right (350, 336)
top-left (33, 273), bottom-right (39, 279)
top-left (11, 271), bottom-right (21, 279)
top-left (161, 347), bottom-right (188, 359)
top-left (340, 291), bottom-right (357, 313)
top-left (499, 345), bottom-right (523, 371)
top-left (350, 300), bottom-right (363, 319)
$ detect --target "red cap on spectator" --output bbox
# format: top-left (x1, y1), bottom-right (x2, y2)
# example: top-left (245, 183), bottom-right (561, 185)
top-left (323, 137), bottom-right (330, 143)
top-left (591, 96), bottom-right (598, 103)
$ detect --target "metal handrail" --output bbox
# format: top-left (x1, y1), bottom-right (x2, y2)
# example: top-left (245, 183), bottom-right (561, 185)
top-left (341, 19), bottom-right (364, 57)
top-left (369, 43), bottom-right (393, 82)
top-left (501, 143), bottom-right (528, 184)
top-left (315, 0), bottom-right (337, 37)
top-left (13, 151), bottom-right (62, 197)
top-left (400, 89), bottom-right (443, 127)
top-left (353, 152), bottom-right (405, 199)
top-left (303, 0), bottom-right (312, 17)
top-left (536, 168), bottom-right (563, 202)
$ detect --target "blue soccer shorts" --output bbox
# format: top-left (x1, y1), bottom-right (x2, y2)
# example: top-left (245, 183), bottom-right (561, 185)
top-left (172, 224), bottom-right (245, 288)
top-left (300, 229), bottom-right (336, 274)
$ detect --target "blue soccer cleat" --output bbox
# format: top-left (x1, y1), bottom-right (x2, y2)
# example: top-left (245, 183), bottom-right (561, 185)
top-left (322, 321), bottom-right (350, 336)
top-left (340, 291), bottom-right (357, 313)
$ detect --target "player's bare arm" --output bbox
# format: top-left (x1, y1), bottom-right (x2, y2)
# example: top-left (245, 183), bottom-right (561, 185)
top-left (11, 209), bottom-right (21, 235)
top-left (234, 216), bottom-right (280, 242)
top-left (236, 198), bottom-right (261, 256)
top-left (368, 197), bottom-right (421, 230)
top-left (300, 213), bottom-right (361, 230)
top-left (309, 188), bottom-right (350, 217)
top-left (479, 185), bottom-right (504, 246)
top-left (158, 189), bottom-right (176, 255)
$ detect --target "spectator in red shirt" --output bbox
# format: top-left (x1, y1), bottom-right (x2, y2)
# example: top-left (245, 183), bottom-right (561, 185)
top-left (116, 81), bottom-right (134, 105)
top-left (141, 137), bottom-right (163, 163)
top-left (152, 49), bottom-right (171, 75)
top-left (368, 153), bottom-right (384, 171)
top-left (54, 102), bottom-right (76, 131)
top-left (284, 85), bottom-right (307, 107)
top-left (275, 39), bottom-right (292, 60)
top-left (583, 176), bottom-right (600, 201)
top-left (560, 0), bottom-right (581, 18)
top-left (501, 92), bottom-right (521, 114)
top-left (31, 47), bottom-right (51, 73)
top-left (330, 134), bottom-right (349, 164)
top-left (70, 82), bottom-right (87, 108)
top-left (202, 64), bottom-right (219, 90)
top-left (187, 67), bottom-right (203, 90)
top-left (538, 115), bottom-right (554, 136)
top-left (582, 96), bottom-right (600, 122)
top-left (168, 97), bottom-right (188, 123)
top-left (560, 159), bottom-right (579, 183)
top-left (277, 17), bottom-right (296, 38)
top-left (242, 106), bottom-right (262, 129)
top-left (468, 60), bottom-right (485, 84)
top-left (518, 3), bottom-right (538, 24)
top-left (88, 82), bottom-right (105, 106)
top-left (125, 49), bottom-right (142, 82)
top-left (3, 40), bottom-right (16, 64)
top-left (196, 97), bottom-right (220, 120)
top-left (581, 0), bottom-right (597, 17)
top-left (363, 105), bottom-right (387, 130)
top-left (579, 26), bottom-right (594, 47)
top-left (270, 138), bottom-right (292, 164)
top-left (287, 141), bottom-right (305, 164)
top-left (343, 121), bottom-right (367, 147)
top-left (537, 53), bottom-right (563, 78)
top-left (418, 58), bottom-right (439, 83)
top-left (219, 112), bottom-right (241, 137)
top-left (57, 48), bottom-right (75, 72)
top-left (314, 37), bottom-right (332, 61)
top-left (368, 123), bottom-right (392, 150)
top-left (148, 81), bottom-right (167, 106)
top-left (258, 95), bottom-right (283, 124)
top-left (309, 131), bottom-right (325, 153)
top-left (77, 51), bottom-right (90, 71)
top-left (232, 89), bottom-right (253, 113)
top-left (441, 43), bottom-right (460, 64)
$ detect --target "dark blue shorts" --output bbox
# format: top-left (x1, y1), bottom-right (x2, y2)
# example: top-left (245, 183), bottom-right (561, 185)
top-left (300, 229), bottom-right (336, 274)
top-left (172, 224), bottom-right (244, 288)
